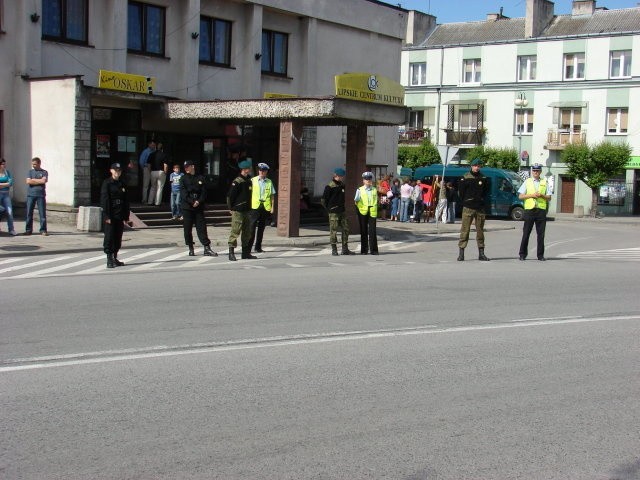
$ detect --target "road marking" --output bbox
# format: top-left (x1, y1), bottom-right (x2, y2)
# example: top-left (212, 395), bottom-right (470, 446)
top-left (0, 255), bottom-right (77, 274)
top-left (127, 250), bottom-right (190, 271)
top-left (277, 248), bottom-right (307, 257)
top-left (2, 314), bottom-right (638, 372)
top-left (0, 257), bottom-right (23, 266)
top-left (558, 247), bottom-right (640, 261)
top-left (12, 254), bottom-right (105, 278)
top-left (286, 263), bottom-right (307, 268)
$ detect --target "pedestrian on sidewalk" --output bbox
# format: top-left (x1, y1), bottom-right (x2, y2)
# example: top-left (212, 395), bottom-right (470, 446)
top-left (389, 178), bottom-right (400, 221)
top-left (457, 158), bottom-right (490, 261)
top-left (321, 167), bottom-right (355, 256)
top-left (25, 157), bottom-right (48, 236)
top-left (101, 163), bottom-right (131, 268)
top-left (0, 158), bottom-right (17, 235)
top-left (445, 182), bottom-right (457, 223)
top-left (248, 162), bottom-right (276, 253)
top-left (227, 159), bottom-right (255, 261)
top-left (434, 175), bottom-right (448, 223)
top-left (139, 139), bottom-right (156, 204)
top-left (354, 171), bottom-right (379, 255)
top-left (399, 177), bottom-right (412, 222)
top-left (148, 141), bottom-right (168, 206)
top-left (180, 160), bottom-right (216, 257)
top-left (169, 163), bottom-right (184, 220)
top-left (518, 164), bottom-right (552, 261)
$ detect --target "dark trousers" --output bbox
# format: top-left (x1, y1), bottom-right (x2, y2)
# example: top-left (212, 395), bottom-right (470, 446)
top-left (249, 205), bottom-right (269, 250)
top-left (357, 210), bottom-right (378, 254)
top-left (103, 220), bottom-right (124, 254)
top-left (25, 195), bottom-right (47, 233)
top-left (519, 208), bottom-right (547, 259)
top-left (183, 208), bottom-right (210, 247)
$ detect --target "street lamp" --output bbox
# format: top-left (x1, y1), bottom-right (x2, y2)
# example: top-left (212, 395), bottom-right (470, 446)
top-left (514, 92), bottom-right (529, 168)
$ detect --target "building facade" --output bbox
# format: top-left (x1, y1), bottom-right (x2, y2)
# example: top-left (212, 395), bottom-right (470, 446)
top-left (401, 0), bottom-right (640, 216)
top-left (0, 0), bottom-right (425, 211)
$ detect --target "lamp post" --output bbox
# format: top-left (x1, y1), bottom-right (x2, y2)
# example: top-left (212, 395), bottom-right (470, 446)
top-left (514, 92), bottom-right (529, 168)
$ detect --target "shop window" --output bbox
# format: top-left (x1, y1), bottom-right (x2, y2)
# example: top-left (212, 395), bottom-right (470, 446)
top-left (610, 50), bottom-right (632, 79)
top-left (261, 29), bottom-right (288, 75)
top-left (515, 109), bottom-right (534, 134)
top-left (564, 53), bottom-right (585, 80)
top-left (199, 16), bottom-right (231, 66)
top-left (462, 59), bottom-right (481, 84)
top-left (42, 0), bottom-right (88, 44)
top-left (517, 55), bottom-right (537, 81)
top-left (409, 62), bottom-right (426, 86)
top-left (128, 1), bottom-right (165, 56)
top-left (598, 178), bottom-right (627, 206)
top-left (607, 108), bottom-right (628, 134)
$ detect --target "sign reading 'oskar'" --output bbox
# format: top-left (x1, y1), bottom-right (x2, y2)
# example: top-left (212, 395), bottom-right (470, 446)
top-left (335, 73), bottom-right (404, 106)
top-left (98, 69), bottom-right (155, 95)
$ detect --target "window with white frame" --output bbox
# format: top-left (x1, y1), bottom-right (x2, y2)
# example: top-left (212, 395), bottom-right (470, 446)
top-left (515, 109), bottom-right (534, 134)
top-left (459, 109), bottom-right (478, 130)
top-left (409, 110), bottom-right (424, 129)
top-left (610, 50), bottom-right (632, 78)
top-left (517, 55), bottom-right (537, 81)
top-left (462, 59), bottom-right (481, 83)
top-left (607, 108), bottom-right (628, 134)
top-left (409, 62), bottom-right (426, 86)
top-left (564, 53), bottom-right (585, 80)
top-left (559, 108), bottom-right (582, 132)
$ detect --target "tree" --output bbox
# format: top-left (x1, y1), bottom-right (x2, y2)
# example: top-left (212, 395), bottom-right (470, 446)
top-left (398, 139), bottom-right (441, 170)
top-left (463, 146), bottom-right (519, 172)
top-left (562, 141), bottom-right (631, 216)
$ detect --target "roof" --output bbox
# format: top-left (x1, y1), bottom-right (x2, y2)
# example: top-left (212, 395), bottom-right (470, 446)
top-left (416, 7), bottom-right (640, 48)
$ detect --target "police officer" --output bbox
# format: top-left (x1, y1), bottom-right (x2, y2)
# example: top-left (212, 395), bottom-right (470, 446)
top-left (457, 158), bottom-right (490, 261)
top-left (180, 160), bottom-right (216, 257)
top-left (101, 162), bottom-right (131, 268)
top-left (354, 171), bottom-right (379, 255)
top-left (248, 162), bottom-right (276, 253)
top-left (518, 163), bottom-right (552, 261)
top-left (227, 158), bottom-right (255, 261)
top-left (322, 167), bottom-right (355, 256)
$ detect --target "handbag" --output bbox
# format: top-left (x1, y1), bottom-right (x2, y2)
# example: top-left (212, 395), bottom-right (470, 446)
top-left (386, 190), bottom-right (393, 198)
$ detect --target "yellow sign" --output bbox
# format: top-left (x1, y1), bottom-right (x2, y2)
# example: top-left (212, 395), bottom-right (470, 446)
top-left (335, 73), bottom-right (404, 106)
top-left (99, 70), bottom-right (155, 95)
top-left (264, 92), bottom-right (298, 99)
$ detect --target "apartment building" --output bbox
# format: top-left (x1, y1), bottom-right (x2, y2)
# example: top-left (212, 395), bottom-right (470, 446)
top-left (401, 0), bottom-right (640, 216)
top-left (0, 0), bottom-right (424, 225)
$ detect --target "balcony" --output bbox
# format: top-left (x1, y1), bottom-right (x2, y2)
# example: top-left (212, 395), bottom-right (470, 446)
top-left (546, 128), bottom-right (587, 150)
top-left (398, 128), bottom-right (431, 144)
top-left (444, 129), bottom-right (484, 146)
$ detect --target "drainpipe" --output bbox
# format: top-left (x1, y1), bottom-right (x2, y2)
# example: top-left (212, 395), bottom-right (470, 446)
top-left (435, 46), bottom-right (444, 145)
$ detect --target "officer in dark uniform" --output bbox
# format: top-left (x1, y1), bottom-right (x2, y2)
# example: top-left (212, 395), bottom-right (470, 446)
top-left (457, 158), bottom-right (490, 261)
top-left (180, 160), bottom-right (216, 257)
top-left (101, 162), bottom-right (131, 268)
top-left (227, 158), bottom-right (254, 261)
top-left (321, 167), bottom-right (355, 256)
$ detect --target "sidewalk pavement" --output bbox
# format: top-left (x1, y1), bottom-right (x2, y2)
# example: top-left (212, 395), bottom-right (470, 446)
top-left (0, 213), bottom-right (638, 257)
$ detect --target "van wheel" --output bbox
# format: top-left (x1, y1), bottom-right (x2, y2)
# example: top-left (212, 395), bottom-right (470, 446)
top-left (510, 206), bottom-right (524, 221)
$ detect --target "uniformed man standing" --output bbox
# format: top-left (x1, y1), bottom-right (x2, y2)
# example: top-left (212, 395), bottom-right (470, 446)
top-left (227, 159), bottom-right (255, 261)
top-left (101, 162), bottom-right (131, 268)
top-left (354, 171), bottom-right (379, 255)
top-left (180, 160), bottom-right (216, 257)
top-left (248, 162), bottom-right (275, 253)
top-left (457, 158), bottom-right (490, 261)
top-left (518, 163), bottom-right (552, 261)
top-left (321, 167), bottom-right (355, 256)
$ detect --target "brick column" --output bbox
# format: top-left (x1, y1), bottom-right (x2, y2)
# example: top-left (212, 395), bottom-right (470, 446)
top-left (345, 125), bottom-right (368, 235)
top-left (277, 121), bottom-right (302, 237)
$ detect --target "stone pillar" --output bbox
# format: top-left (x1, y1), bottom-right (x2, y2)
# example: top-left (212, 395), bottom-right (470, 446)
top-left (277, 121), bottom-right (302, 237)
top-left (345, 125), bottom-right (368, 235)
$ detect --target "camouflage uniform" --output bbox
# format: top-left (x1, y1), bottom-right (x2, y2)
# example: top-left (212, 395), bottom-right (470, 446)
top-left (227, 174), bottom-right (252, 250)
top-left (322, 177), bottom-right (353, 255)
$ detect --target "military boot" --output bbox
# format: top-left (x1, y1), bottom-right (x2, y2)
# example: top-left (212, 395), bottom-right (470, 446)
top-left (478, 248), bottom-right (490, 261)
top-left (203, 245), bottom-right (217, 257)
top-left (241, 246), bottom-right (257, 259)
top-left (457, 248), bottom-right (465, 261)
top-left (342, 245), bottom-right (356, 255)
top-left (113, 254), bottom-right (125, 267)
top-left (188, 244), bottom-right (195, 256)
top-left (228, 247), bottom-right (237, 261)
top-left (331, 244), bottom-right (339, 256)
top-left (106, 253), bottom-right (116, 269)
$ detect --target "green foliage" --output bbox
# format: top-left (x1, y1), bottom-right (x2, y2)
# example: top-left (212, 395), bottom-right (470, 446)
top-left (562, 141), bottom-right (630, 190)
top-left (398, 139), bottom-right (441, 170)
top-left (462, 146), bottom-right (519, 172)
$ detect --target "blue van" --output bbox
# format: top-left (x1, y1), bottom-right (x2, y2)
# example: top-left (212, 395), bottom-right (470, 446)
top-left (413, 165), bottom-right (525, 220)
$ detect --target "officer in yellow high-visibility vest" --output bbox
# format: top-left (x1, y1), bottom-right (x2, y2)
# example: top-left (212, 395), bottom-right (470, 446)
top-left (518, 164), bottom-right (552, 261)
top-left (248, 162), bottom-right (276, 253)
top-left (354, 171), bottom-right (379, 255)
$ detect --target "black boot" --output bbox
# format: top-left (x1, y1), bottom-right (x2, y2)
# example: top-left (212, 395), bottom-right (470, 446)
top-left (203, 245), bottom-right (217, 257)
top-left (342, 245), bottom-right (356, 255)
top-left (255, 245), bottom-right (264, 253)
top-left (478, 248), bottom-right (490, 261)
top-left (113, 254), bottom-right (125, 267)
top-left (228, 247), bottom-right (236, 261)
top-left (331, 244), bottom-right (339, 256)
top-left (457, 248), bottom-right (465, 261)
top-left (188, 244), bottom-right (195, 256)
top-left (106, 253), bottom-right (116, 268)
top-left (241, 246), bottom-right (257, 259)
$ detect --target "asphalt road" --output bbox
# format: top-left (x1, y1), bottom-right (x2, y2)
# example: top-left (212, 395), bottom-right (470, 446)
top-left (2, 221), bottom-right (639, 479)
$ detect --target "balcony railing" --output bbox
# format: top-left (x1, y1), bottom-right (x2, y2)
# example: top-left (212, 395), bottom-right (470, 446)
top-left (398, 128), bottom-right (431, 144)
top-left (444, 129), bottom-right (484, 146)
top-left (546, 128), bottom-right (587, 150)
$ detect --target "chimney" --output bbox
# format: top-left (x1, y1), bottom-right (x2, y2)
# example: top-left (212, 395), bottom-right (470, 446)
top-left (525, 0), bottom-right (554, 38)
top-left (572, 0), bottom-right (596, 15)
top-left (404, 10), bottom-right (437, 46)
top-left (487, 7), bottom-right (509, 21)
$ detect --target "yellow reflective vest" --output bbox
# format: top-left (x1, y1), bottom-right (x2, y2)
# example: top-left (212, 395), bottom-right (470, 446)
top-left (356, 186), bottom-right (378, 216)
top-left (251, 176), bottom-right (274, 210)
top-left (523, 177), bottom-right (548, 210)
